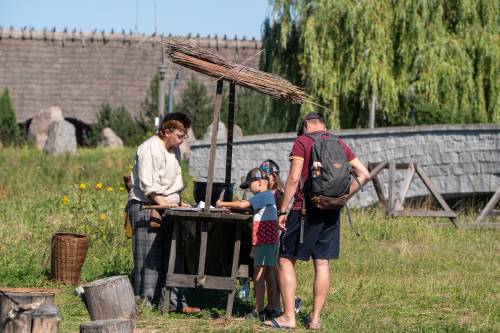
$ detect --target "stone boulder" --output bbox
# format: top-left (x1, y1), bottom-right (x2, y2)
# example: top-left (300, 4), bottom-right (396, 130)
top-left (43, 120), bottom-right (77, 155)
top-left (28, 106), bottom-right (64, 150)
top-left (202, 122), bottom-right (243, 142)
top-left (98, 127), bottom-right (124, 148)
top-left (179, 127), bottom-right (195, 160)
top-left (233, 124), bottom-right (244, 138)
top-left (203, 121), bottom-right (227, 142)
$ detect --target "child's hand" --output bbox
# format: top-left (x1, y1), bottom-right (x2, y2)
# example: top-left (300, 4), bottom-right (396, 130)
top-left (215, 200), bottom-right (223, 208)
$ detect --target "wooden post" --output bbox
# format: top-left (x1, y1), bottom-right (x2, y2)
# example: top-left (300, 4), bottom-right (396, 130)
top-left (475, 187), bottom-right (500, 224)
top-left (162, 220), bottom-right (179, 312)
top-left (225, 83), bottom-right (235, 185)
top-left (395, 162), bottom-right (415, 211)
top-left (81, 276), bottom-right (136, 321)
top-left (204, 79), bottom-right (224, 213)
top-left (196, 221), bottom-right (209, 288)
top-left (226, 224), bottom-right (241, 319)
top-left (372, 175), bottom-right (386, 207)
top-left (388, 161), bottom-right (396, 214)
top-left (80, 319), bottom-right (133, 333)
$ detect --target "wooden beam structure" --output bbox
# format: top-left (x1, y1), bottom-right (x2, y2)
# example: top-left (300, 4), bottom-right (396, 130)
top-left (362, 162), bottom-right (458, 227)
top-left (161, 39), bottom-right (308, 319)
top-left (474, 187), bottom-right (500, 224)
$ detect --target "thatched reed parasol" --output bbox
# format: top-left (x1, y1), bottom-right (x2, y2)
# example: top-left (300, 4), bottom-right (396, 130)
top-left (162, 39), bottom-right (308, 104)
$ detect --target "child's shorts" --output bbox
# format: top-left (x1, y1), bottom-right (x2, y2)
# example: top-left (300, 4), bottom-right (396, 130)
top-left (253, 244), bottom-right (279, 267)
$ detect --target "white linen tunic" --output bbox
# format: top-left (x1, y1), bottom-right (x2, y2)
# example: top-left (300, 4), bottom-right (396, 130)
top-left (128, 136), bottom-right (183, 204)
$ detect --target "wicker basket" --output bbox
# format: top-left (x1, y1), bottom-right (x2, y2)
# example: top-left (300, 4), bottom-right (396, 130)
top-left (51, 232), bottom-right (89, 284)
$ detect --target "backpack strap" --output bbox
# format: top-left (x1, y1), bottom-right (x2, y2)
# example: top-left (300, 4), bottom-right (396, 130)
top-left (344, 203), bottom-right (360, 237)
top-left (304, 131), bottom-right (336, 142)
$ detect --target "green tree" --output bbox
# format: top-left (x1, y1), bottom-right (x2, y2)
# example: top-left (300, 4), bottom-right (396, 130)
top-left (138, 73), bottom-right (170, 132)
top-left (89, 103), bottom-right (145, 146)
top-left (266, 0), bottom-right (499, 128)
top-left (260, 18), bottom-right (303, 132)
top-left (220, 86), bottom-right (271, 135)
top-left (176, 77), bottom-right (213, 139)
top-left (0, 88), bottom-right (23, 146)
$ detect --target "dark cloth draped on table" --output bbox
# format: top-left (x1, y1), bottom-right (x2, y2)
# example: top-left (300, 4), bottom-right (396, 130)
top-left (127, 200), bottom-right (187, 310)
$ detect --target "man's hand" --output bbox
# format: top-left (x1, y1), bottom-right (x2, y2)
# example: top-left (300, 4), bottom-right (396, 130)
top-left (278, 214), bottom-right (287, 231)
top-left (215, 200), bottom-right (223, 208)
top-left (180, 201), bottom-right (191, 208)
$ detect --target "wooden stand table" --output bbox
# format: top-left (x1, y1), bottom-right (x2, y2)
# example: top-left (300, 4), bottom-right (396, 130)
top-left (162, 208), bottom-right (252, 318)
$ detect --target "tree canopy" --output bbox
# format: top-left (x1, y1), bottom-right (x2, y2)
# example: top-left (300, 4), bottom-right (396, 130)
top-left (264, 0), bottom-right (499, 128)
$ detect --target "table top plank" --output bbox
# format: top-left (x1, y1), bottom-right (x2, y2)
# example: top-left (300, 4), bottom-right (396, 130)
top-left (163, 208), bottom-right (252, 223)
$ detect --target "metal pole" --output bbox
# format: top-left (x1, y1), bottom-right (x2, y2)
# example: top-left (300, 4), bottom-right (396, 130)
top-left (135, 0), bottom-right (139, 34)
top-left (158, 64), bottom-right (166, 125)
top-left (225, 83), bottom-right (235, 185)
top-left (168, 80), bottom-right (174, 113)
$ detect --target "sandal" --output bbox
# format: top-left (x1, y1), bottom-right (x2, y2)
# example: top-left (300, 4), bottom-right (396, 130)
top-left (306, 316), bottom-right (321, 330)
top-left (247, 309), bottom-right (266, 322)
top-left (265, 307), bottom-right (283, 319)
top-left (263, 318), bottom-right (295, 329)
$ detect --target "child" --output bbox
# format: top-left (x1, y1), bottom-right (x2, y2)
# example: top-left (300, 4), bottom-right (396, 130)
top-left (259, 159), bottom-right (284, 209)
top-left (216, 167), bottom-right (280, 321)
top-left (259, 160), bottom-right (302, 315)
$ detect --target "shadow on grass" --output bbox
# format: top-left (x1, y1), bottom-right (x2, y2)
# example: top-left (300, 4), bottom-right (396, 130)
top-left (184, 288), bottom-right (254, 318)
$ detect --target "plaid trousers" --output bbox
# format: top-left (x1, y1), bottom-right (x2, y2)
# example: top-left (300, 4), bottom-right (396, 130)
top-left (127, 200), bottom-right (187, 311)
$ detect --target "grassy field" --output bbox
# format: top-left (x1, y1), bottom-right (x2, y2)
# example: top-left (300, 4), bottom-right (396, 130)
top-left (0, 147), bottom-right (498, 332)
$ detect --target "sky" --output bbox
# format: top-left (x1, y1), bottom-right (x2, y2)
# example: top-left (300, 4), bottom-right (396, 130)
top-left (0, 0), bottom-right (271, 40)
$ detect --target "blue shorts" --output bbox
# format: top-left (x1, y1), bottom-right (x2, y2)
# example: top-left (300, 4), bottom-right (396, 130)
top-left (279, 208), bottom-right (340, 261)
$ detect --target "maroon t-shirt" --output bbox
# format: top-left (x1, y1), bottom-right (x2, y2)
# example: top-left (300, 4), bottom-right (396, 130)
top-left (289, 131), bottom-right (356, 210)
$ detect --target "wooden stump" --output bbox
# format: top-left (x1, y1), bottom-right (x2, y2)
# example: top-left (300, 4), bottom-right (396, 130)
top-left (0, 290), bottom-right (56, 333)
top-left (79, 319), bottom-right (133, 333)
top-left (81, 276), bottom-right (136, 321)
top-left (31, 304), bottom-right (60, 333)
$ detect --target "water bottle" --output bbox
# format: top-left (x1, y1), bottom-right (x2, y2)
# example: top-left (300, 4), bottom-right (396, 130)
top-left (237, 278), bottom-right (250, 301)
top-left (312, 161), bottom-right (323, 178)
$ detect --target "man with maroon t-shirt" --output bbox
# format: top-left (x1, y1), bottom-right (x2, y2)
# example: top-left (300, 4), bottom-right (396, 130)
top-left (264, 112), bottom-right (369, 329)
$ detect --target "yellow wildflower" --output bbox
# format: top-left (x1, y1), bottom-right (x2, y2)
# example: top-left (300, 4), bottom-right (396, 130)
top-left (107, 186), bottom-right (114, 192)
top-left (99, 212), bottom-right (107, 221)
top-left (119, 187), bottom-right (125, 192)
top-left (95, 183), bottom-right (103, 190)
top-left (79, 183), bottom-right (87, 190)
top-left (62, 196), bottom-right (70, 205)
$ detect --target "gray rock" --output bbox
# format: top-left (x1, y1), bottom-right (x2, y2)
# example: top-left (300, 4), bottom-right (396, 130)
top-left (203, 121), bottom-right (227, 142)
top-left (202, 121), bottom-right (243, 142)
top-left (28, 106), bottom-right (64, 150)
top-left (43, 120), bottom-right (77, 155)
top-left (233, 124), bottom-right (244, 138)
top-left (98, 127), bottom-right (124, 148)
